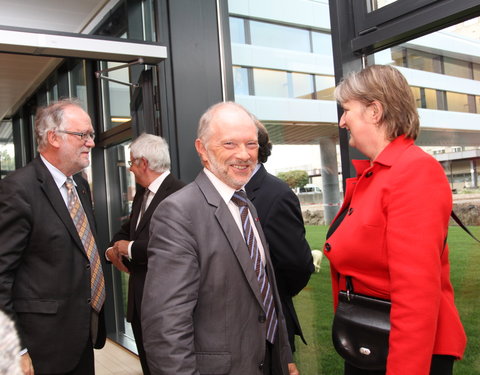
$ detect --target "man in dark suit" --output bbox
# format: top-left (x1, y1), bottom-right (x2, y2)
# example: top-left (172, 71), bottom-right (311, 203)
top-left (142, 102), bottom-right (298, 375)
top-left (106, 133), bottom-right (185, 375)
top-left (245, 121), bottom-right (314, 353)
top-left (0, 99), bottom-right (106, 375)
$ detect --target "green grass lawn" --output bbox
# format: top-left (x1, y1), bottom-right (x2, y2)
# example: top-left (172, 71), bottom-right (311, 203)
top-left (293, 225), bottom-right (480, 375)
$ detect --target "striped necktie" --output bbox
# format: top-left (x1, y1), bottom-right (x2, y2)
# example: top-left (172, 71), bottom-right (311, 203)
top-left (65, 178), bottom-right (106, 313)
top-left (231, 190), bottom-right (278, 344)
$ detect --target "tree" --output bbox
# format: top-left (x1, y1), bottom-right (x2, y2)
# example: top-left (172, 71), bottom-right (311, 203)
top-left (276, 170), bottom-right (309, 189)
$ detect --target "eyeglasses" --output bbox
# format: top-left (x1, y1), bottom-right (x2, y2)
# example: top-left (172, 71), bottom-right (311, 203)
top-left (127, 159), bottom-right (138, 167)
top-left (57, 130), bottom-right (95, 141)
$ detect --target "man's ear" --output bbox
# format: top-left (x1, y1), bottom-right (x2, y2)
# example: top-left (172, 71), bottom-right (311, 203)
top-left (47, 130), bottom-right (61, 149)
top-left (195, 139), bottom-right (208, 163)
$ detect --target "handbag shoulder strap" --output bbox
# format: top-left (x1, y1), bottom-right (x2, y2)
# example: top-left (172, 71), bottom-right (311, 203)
top-left (451, 211), bottom-right (480, 243)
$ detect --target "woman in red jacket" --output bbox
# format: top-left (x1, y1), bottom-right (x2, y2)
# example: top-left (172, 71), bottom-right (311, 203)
top-left (324, 64), bottom-right (466, 375)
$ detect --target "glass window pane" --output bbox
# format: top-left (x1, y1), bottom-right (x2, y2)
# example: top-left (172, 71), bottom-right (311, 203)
top-left (312, 31), bottom-right (332, 56)
top-left (411, 86), bottom-right (422, 107)
top-left (424, 88), bottom-right (438, 109)
top-left (292, 73), bottom-right (314, 99)
top-left (367, 0), bottom-right (399, 12)
top-left (406, 49), bottom-right (441, 73)
top-left (101, 62), bottom-right (132, 130)
top-left (444, 57), bottom-right (472, 79)
top-left (104, 140), bottom-right (136, 346)
top-left (253, 68), bottom-right (288, 97)
top-left (315, 75), bottom-right (335, 100)
top-left (0, 120), bottom-right (14, 179)
top-left (391, 47), bottom-right (406, 67)
top-left (250, 20), bottom-right (310, 52)
top-left (446, 92), bottom-right (470, 113)
top-left (474, 63), bottom-right (480, 81)
top-left (233, 66), bottom-right (249, 96)
top-left (70, 61), bottom-right (88, 111)
top-left (229, 17), bottom-right (245, 44)
top-left (48, 83), bottom-right (58, 104)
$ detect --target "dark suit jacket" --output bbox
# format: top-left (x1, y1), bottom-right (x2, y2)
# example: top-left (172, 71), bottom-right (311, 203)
top-left (142, 171), bottom-right (293, 374)
top-left (109, 173), bottom-right (185, 322)
top-left (0, 157), bottom-right (106, 374)
top-left (246, 164), bottom-right (314, 351)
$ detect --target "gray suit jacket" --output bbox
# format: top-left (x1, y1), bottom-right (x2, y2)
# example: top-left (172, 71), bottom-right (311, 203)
top-left (142, 171), bottom-right (292, 375)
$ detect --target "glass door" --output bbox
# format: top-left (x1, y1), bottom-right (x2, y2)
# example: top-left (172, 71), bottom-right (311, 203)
top-left (98, 67), bottom-right (157, 352)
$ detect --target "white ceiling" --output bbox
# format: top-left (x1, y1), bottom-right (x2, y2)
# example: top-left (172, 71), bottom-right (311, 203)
top-left (0, 0), bottom-right (115, 120)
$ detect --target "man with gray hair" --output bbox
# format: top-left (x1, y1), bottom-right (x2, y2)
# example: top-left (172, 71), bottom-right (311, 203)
top-left (142, 102), bottom-right (298, 374)
top-left (107, 133), bottom-right (185, 375)
top-left (0, 99), bottom-right (106, 375)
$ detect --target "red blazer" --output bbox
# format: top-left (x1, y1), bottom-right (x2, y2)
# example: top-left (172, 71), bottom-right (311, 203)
top-left (324, 135), bottom-right (466, 374)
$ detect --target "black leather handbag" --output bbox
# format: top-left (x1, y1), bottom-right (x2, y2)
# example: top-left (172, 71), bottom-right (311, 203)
top-left (332, 276), bottom-right (391, 370)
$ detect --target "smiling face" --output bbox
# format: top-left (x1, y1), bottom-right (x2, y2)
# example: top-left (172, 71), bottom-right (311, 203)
top-left (196, 106), bottom-right (258, 190)
top-left (56, 105), bottom-right (95, 176)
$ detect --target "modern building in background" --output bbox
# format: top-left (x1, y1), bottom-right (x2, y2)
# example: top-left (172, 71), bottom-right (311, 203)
top-left (228, 0), bottom-right (480, 196)
top-left (0, 0), bottom-right (478, 355)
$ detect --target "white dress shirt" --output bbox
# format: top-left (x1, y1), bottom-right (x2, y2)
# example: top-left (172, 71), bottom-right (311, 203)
top-left (203, 168), bottom-right (266, 264)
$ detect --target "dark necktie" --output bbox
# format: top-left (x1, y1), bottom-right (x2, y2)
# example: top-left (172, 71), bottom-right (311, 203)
top-left (140, 188), bottom-right (150, 219)
top-left (231, 190), bottom-right (278, 344)
top-left (65, 178), bottom-right (106, 313)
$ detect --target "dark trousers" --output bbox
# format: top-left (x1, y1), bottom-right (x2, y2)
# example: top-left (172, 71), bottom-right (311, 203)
top-left (344, 355), bottom-right (455, 375)
top-left (131, 306), bottom-right (151, 375)
top-left (38, 340), bottom-right (94, 375)
top-left (264, 341), bottom-right (272, 375)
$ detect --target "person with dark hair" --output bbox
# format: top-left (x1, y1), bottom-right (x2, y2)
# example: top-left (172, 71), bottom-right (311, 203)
top-left (246, 120), bottom-right (314, 352)
top-left (0, 99), bottom-right (106, 375)
top-left (324, 65), bottom-right (466, 375)
top-left (106, 133), bottom-right (185, 375)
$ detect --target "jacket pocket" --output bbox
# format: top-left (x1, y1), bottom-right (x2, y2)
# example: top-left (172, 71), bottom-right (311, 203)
top-left (14, 299), bottom-right (58, 314)
top-left (196, 351), bottom-right (231, 374)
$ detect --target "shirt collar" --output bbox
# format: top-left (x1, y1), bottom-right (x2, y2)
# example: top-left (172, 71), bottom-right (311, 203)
top-left (147, 170), bottom-right (170, 194)
top-left (203, 167), bottom-right (241, 205)
top-left (352, 135), bottom-right (414, 176)
top-left (40, 154), bottom-right (75, 188)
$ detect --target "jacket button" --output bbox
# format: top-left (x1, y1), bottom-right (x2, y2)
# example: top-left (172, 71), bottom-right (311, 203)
top-left (348, 207), bottom-right (354, 215)
top-left (366, 171), bottom-right (373, 177)
top-left (87, 298), bottom-right (91, 304)
top-left (258, 362), bottom-right (264, 370)
top-left (325, 243), bottom-right (331, 252)
top-left (258, 314), bottom-right (266, 323)
top-left (86, 264), bottom-right (91, 269)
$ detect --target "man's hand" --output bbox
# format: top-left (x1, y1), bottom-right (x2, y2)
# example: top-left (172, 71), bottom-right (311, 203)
top-left (288, 363), bottom-right (300, 375)
top-left (20, 352), bottom-right (34, 375)
top-left (113, 240), bottom-right (130, 257)
top-left (106, 247), bottom-right (129, 273)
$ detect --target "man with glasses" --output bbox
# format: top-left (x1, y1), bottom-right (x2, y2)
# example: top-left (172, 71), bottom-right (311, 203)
top-left (0, 99), bottom-right (106, 375)
top-left (106, 133), bottom-right (185, 375)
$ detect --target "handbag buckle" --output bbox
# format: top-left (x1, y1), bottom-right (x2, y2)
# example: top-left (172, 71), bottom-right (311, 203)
top-left (359, 347), bottom-right (371, 356)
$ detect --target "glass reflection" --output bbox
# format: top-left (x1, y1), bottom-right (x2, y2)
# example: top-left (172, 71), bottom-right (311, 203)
top-left (367, 0), bottom-right (399, 12)
top-left (250, 20), bottom-right (310, 52)
top-left (105, 140), bottom-right (136, 345)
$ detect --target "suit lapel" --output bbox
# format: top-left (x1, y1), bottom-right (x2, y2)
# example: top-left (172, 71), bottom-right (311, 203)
top-left (129, 186), bottom-right (145, 235)
top-left (245, 164), bottom-right (267, 204)
top-left (195, 172), bottom-right (266, 309)
top-left (135, 174), bottom-right (175, 235)
top-left (34, 158), bottom-right (86, 256)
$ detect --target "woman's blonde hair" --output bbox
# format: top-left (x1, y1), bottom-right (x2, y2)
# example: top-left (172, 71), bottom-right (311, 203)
top-left (334, 65), bottom-right (419, 140)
